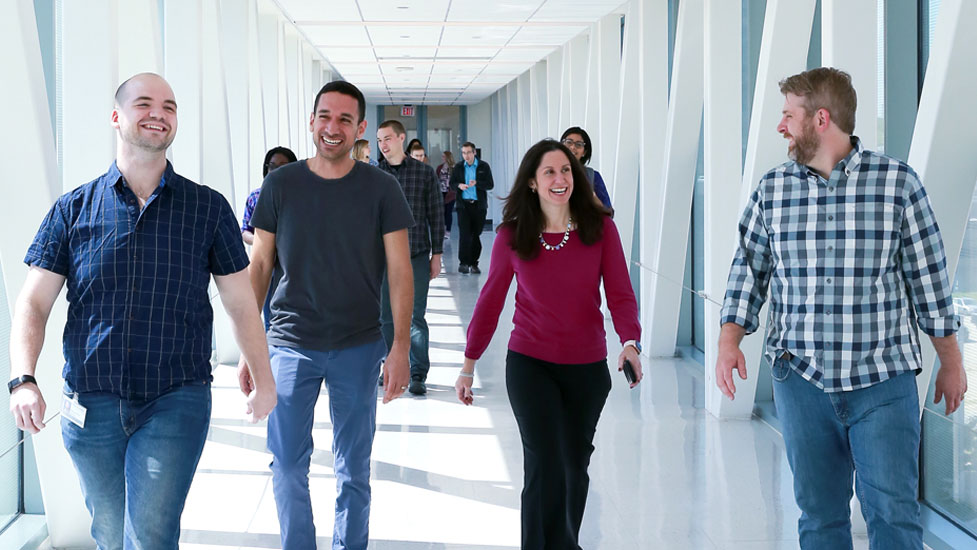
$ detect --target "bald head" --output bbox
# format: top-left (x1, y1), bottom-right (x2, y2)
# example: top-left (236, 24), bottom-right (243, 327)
top-left (115, 73), bottom-right (174, 107)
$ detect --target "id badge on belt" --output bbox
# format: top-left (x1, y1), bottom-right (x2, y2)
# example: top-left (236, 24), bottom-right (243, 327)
top-left (61, 391), bottom-right (87, 428)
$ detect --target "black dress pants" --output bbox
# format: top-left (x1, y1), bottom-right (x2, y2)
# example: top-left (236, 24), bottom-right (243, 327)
top-left (505, 350), bottom-right (611, 550)
top-left (456, 199), bottom-right (486, 266)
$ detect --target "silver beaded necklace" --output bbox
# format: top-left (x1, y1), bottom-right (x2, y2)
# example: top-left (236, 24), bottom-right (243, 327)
top-left (539, 217), bottom-right (573, 251)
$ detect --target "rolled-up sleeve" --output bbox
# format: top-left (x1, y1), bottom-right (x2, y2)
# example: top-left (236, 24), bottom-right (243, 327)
top-left (720, 186), bottom-right (773, 334)
top-left (900, 174), bottom-right (960, 337)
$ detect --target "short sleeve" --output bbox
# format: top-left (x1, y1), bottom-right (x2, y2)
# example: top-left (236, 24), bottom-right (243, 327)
top-left (380, 175), bottom-right (415, 235)
top-left (209, 194), bottom-right (250, 275)
top-left (24, 199), bottom-right (71, 276)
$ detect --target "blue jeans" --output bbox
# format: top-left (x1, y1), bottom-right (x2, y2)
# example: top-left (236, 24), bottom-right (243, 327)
top-left (60, 382), bottom-right (211, 550)
top-left (379, 252), bottom-right (431, 379)
top-left (772, 358), bottom-right (922, 550)
top-left (267, 340), bottom-right (385, 550)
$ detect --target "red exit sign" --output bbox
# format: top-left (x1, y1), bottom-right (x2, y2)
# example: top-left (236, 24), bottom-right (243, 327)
top-left (401, 105), bottom-right (415, 117)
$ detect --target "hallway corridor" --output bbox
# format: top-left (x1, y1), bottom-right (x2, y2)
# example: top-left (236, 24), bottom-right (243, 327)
top-left (177, 231), bottom-right (868, 550)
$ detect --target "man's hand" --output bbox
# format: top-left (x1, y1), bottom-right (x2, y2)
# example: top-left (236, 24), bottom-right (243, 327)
top-left (458, 183), bottom-right (470, 191)
top-left (237, 357), bottom-right (255, 395)
top-left (247, 385), bottom-right (277, 423)
top-left (237, 358), bottom-right (276, 422)
top-left (934, 362), bottom-right (967, 416)
top-left (429, 254), bottom-right (442, 280)
top-left (382, 344), bottom-right (410, 404)
top-left (10, 383), bottom-right (46, 434)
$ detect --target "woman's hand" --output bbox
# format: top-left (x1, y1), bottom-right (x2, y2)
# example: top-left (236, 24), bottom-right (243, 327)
top-left (617, 344), bottom-right (643, 388)
top-left (455, 357), bottom-right (476, 405)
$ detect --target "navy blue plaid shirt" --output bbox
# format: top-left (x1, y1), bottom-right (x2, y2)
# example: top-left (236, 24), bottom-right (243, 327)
top-left (25, 161), bottom-right (250, 400)
top-left (721, 138), bottom-right (959, 392)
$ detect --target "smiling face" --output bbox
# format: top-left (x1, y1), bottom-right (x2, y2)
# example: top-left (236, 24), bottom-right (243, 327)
top-left (530, 150), bottom-right (574, 209)
top-left (777, 93), bottom-right (820, 165)
top-left (376, 126), bottom-right (405, 158)
top-left (112, 74), bottom-right (178, 153)
top-left (562, 133), bottom-right (586, 162)
top-left (410, 148), bottom-right (425, 162)
top-left (309, 91), bottom-right (367, 162)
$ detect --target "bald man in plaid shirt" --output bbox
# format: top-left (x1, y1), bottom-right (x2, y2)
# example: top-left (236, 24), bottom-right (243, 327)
top-left (716, 67), bottom-right (967, 549)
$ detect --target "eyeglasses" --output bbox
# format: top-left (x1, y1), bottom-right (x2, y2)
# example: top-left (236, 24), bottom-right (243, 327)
top-left (562, 139), bottom-right (586, 150)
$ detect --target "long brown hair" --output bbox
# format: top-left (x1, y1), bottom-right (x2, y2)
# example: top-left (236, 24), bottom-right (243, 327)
top-left (500, 139), bottom-right (610, 260)
top-left (442, 150), bottom-right (455, 168)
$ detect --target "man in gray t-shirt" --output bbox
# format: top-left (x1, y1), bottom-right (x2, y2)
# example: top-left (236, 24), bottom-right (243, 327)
top-left (242, 81), bottom-right (414, 550)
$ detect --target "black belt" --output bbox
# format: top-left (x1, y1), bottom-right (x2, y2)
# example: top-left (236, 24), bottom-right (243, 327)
top-left (463, 199), bottom-right (478, 204)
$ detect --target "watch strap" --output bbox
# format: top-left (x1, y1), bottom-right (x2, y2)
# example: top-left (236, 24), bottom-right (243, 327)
top-left (8, 374), bottom-right (37, 394)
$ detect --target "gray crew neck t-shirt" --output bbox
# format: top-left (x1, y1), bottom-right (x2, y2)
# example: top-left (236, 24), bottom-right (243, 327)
top-left (251, 159), bottom-right (413, 351)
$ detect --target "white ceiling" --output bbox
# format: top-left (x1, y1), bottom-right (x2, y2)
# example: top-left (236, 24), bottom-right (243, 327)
top-left (274, 0), bottom-right (626, 105)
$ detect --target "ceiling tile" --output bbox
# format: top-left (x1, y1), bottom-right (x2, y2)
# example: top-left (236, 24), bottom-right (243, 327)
top-left (434, 46), bottom-right (499, 60)
top-left (358, 0), bottom-right (450, 22)
top-left (330, 63), bottom-right (383, 76)
top-left (374, 46), bottom-right (438, 58)
top-left (447, 0), bottom-right (543, 22)
top-left (367, 25), bottom-right (444, 47)
top-left (278, 0), bottom-right (361, 21)
top-left (301, 25), bottom-right (372, 47)
top-left (325, 49), bottom-right (378, 63)
top-left (439, 25), bottom-right (518, 47)
top-left (491, 46), bottom-right (554, 62)
top-left (430, 62), bottom-right (486, 75)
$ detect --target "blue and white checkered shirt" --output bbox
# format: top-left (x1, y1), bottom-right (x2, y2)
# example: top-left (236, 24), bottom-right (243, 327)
top-left (25, 161), bottom-right (250, 400)
top-left (720, 138), bottom-right (959, 392)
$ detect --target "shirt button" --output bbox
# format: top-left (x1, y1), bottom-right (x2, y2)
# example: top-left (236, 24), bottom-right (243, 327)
top-left (827, 246), bottom-right (834, 252)
top-left (826, 278), bottom-right (832, 284)
top-left (828, 186), bottom-right (835, 192)
top-left (845, 169), bottom-right (851, 176)
top-left (828, 215), bottom-right (834, 221)
top-left (826, 342), bottom-right (832, 348)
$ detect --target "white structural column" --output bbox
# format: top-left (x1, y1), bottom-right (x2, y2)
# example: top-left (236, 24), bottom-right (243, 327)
top-left (608, 1), bottom-right (642, 260)
top-left (517, 72), bottom-right (532, 156)
top-left (907, 0), bottom-right (977, 412)
top-left (202, 0), bottom-right (240, 365)
top-left (164, 0), bottom-right (203, 182)
top-left (822, 0), bottom-right (878, 149)
top-left (257, 8), bottom-right (281, 150)
top-left (529, 60), bottom-right (548, 143)
top-left (246, 0), bottom-right (267, 190)
top-left (595, 13), bottom-right (622, 176)
top-left (714, 0), bottom-right (817, 419)
top-left (62, 0), bottom-right (117, 190)
top-left (702, 0), bottom-right (744, 417)
top-left (583, 23), bottom-right (600, 135)
top-left (558, 33), bottom-right (588, 131)
top-left (636, 0), bottom-right (669, 355)
top-left (0, 4), bottom-right (92, 547)
top-left (645, 0), bottom-right (704, 356)
top-left (116, 0), bottom-right (163, 79)
top-left (545, 49), bottom-right (563, 138)
top-left (220, 0), bottom-right (252, 210)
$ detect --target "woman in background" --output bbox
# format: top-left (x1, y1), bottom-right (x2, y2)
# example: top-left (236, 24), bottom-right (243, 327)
top-left (437, 150), bottom-right (457, 239)
top-left (352, 139), bottom-right (375, 165)
top-left (561, 127), bottom-right (612, 210)
top-left (242, 146), bottom-right (297, 330)
top-left (456, 139), bottom-right (641, 550)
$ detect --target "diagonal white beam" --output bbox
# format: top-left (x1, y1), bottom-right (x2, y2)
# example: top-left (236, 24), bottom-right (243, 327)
top-left (610, 1), bottom-right (641, 263)
top-left (708, 0), bottom-right (817, 419)
top-left (645, 0), bottom-right (704, 357)
top-left (703, 0), bottom-right (743, 416)
top-left (822, 0), bottom-right (878, 149)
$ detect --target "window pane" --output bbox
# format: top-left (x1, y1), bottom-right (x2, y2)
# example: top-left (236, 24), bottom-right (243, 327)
top-left (0, 258), bottom-right (21, 530)
top-left (921, 182), bottom-right (977, 537)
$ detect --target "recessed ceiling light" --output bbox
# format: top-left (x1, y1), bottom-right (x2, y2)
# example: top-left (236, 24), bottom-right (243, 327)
top-left (397, 5), bottom-right (409, 9)
top-left (396, 66), bottom-right (414, 72)
top-left (400, 35), bottom-right (410, 39)
top-left (472, 36), bottom-right (482, 39)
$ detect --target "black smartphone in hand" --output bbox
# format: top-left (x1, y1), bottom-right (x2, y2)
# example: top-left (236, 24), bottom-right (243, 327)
top-left (623, 359), bottom-right (637, 386)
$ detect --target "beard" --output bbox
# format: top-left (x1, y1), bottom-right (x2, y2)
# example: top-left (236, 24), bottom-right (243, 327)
top-left (786, 119), bottom-right (819, 165)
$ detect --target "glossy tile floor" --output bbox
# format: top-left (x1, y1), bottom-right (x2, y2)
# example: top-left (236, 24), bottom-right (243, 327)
top-left (178, 229), bottom-right (874, 550)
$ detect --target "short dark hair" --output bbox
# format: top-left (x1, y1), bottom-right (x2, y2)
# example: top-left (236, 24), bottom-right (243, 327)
top-left (501, 139), bottom-right (610, 260)
top-left (560, 126), bottom-right (593, 165)
top-left (461, 141), bottom-right (476, 152)
top-left (406, 138), bottom-right (423, 153)
top-left (313, 81), bottom-right (366, 123)
top-left (778, 67), bottom-right (857, 134)
top-left (379, 119), bottom-right (406, 136)
top-left (263, 146), bottom-right (297, 177)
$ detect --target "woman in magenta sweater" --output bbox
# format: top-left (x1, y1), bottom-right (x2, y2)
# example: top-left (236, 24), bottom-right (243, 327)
top-left (455, 139), bottom-right (642, 550)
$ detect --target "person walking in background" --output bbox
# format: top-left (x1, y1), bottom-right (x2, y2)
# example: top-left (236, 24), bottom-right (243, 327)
top-left (451, 141), bottom-right (494, 274)
top-left (352, 138), bottom-right (376, 166)
top-left (437, 150), bottom-right (457, 239)
top-left (8, 72), bottom-right (276, 550)
top-left (242, 146), bottom-right (297, 331)
top-left (455, 139), bottom-right (642, 550)
top-left (377, 120), bottom-right (444, 396)
top-left (243, 81), bottom-right (415, 550)
top-left (410, 143), bottom-right (428, 164)
top-left (716, 67), bottom-right (967, 549)
top-left (561, 127), bottom-right (612, 210)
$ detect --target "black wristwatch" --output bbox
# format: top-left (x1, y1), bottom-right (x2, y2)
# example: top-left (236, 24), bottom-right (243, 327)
top-left (8, 375), bottom-right (38, 394)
